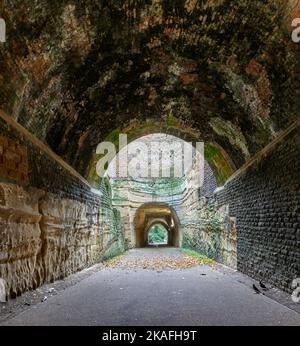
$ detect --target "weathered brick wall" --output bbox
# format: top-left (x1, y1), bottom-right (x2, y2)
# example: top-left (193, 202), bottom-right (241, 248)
top-left (0, 117), bottom-right (100, 204)
top-left (0, 116), bottom-right (97, 202)
top-left (215, 125), bottom-right (300, 292)
top-left (0, 135), bottom-right (29, 185)
top-left (200, 161), bottom-right (217, 198)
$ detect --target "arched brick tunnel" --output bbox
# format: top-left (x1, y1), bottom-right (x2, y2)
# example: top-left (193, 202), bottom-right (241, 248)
top-left (0, 0), bottom-right (299, 301)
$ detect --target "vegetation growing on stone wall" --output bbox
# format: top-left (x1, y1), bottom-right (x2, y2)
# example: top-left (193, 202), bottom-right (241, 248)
top-left (97, 177), bottom-right (127, 262)
top-left (180, 248), bottom-right (215, 265)
top-left (181, 199), bottom-right (223, 262)
top-left (166, 115), bottom-right (179, 127)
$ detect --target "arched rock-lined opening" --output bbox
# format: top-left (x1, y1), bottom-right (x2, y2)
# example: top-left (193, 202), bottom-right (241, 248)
top-left (133, 203), bottom-right (181, 248)
top-left (106, 133), bottom-right (219, 253)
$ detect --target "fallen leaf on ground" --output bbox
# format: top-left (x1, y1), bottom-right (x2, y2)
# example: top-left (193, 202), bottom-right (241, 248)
top-left (104, 254), bottom-right (206, 270)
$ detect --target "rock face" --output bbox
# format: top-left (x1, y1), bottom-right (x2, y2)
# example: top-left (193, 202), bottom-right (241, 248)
top-left (0, 181), bottom-right (104, 297)
top-left (0, 113), bottom-right (124, 298)
top-left (39, 194), bottom-right (100, 283)
top-left (182, 199), bottom-right (237, 269)
top-left (0, 183), bottom-right (43, 297)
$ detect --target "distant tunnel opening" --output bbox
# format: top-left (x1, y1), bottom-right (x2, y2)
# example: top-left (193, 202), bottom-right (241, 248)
top-left (147, 224), bottom-right (168, 246)
top-left (133, 203), bottom-right (182, 248)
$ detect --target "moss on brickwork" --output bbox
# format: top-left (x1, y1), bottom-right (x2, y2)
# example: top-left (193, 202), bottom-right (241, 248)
top-left (204, 143), bottom-right (234, 185)
top-left (87, 121), bottom-right (234, 187)
top-left (166, 115), bottom-right (179, 127)
top-left (1, 0), bottom-right (298, 179)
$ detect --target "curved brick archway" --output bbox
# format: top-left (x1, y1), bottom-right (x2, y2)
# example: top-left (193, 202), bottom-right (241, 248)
top-left (87, 123), bottom-right (234, 188)
top-left (1, 1), bottom-right (298, 180)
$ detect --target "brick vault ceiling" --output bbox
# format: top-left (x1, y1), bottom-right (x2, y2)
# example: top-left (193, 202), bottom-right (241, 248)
top-left (0, 0), bottom-right (299, 176)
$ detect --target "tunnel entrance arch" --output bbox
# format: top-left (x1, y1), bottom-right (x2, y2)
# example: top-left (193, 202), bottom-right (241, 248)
top-left (87, 122), bottom-right (235, 189)
top-left (133, 202), bottom-right (182, 248)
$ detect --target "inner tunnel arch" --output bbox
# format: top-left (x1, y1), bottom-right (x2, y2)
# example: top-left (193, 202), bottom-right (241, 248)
top-left (133, 202), bottom-right (182, 248)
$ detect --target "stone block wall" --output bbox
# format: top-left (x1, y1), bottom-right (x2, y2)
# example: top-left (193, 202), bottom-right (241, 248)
top-left (215, 125), bottom-right (300, 292)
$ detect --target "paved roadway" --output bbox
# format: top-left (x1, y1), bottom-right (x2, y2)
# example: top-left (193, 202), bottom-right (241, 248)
top-left (2, 248), bottom-right (300, 326)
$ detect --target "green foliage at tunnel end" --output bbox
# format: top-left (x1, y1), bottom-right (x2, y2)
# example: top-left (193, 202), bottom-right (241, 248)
top-left (148, 224), bottom-right (168, 244)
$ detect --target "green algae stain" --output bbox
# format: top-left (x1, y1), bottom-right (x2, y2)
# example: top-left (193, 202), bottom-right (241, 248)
top-left (205, 142), bottom-right (234, 185)
top-left (166, 115), bottom-right (179, 127)
top-left (209, 117), bottom-right (250, 160)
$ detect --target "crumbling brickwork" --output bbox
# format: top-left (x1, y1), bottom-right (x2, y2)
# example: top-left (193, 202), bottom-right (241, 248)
top-left (0, 136), bottom-right (28, 185)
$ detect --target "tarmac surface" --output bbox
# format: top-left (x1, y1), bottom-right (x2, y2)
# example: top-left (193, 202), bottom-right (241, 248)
top-left (1, 248), bottom-right (300, 326)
